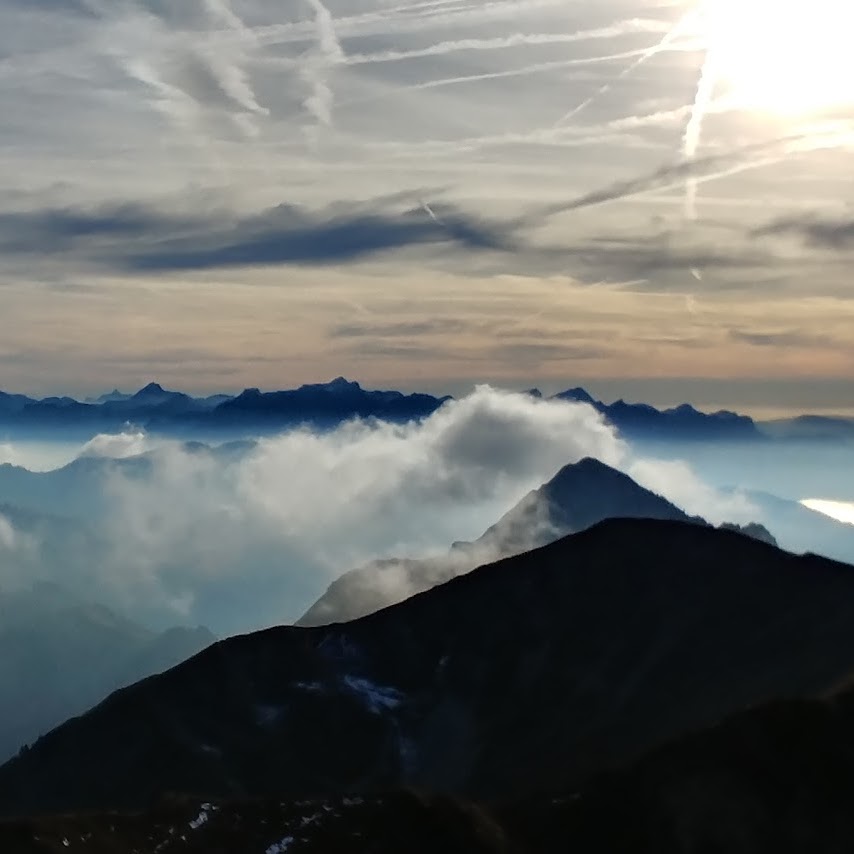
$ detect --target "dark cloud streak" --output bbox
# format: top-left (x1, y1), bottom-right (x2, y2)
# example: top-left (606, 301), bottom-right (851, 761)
top-left (754, 214), bottom-right (854, 250)
top-left (0, 198), bottom-right (517, 271)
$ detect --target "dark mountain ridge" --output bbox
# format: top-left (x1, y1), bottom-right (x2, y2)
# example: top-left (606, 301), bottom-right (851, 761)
top-left (7, 686), bottom-right (854, 853)
top-left (299, 457), bottom-right (773, 626)
top-left (2, 518), bottom-right (853, 818)
top-left (0, 379), bottom-right (762, 440)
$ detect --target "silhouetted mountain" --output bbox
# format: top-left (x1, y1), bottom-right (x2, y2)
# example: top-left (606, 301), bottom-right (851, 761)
top-left (541, 689), bottom-right (854, 853)
top-left (743, 489), bottom-right (854, 565)
top-left (0, 441), bottom-right (260, 521)
top-left (3, 519), bottom-right (854, 817)
top-left (8, 687), bottom-right (854, 853)
top-left (0, 455), bottom-right (151, 518)
top-left (214, 377), bottom-right (448, 426)
top-left (760, 414), bottom-right (854, 440)
top-left (298, 458), bottom-right (769, 627)
top-left (89, 389), bottom-right (131, 404)
top-left (0, 391), bottom-right (35, 413)
top-left (0, 378), bottom-right (452, 436)
top-left (555, 388), bottom-right (760, 440)
top-left (0, 584), bottom-right (215, 763)
top-left (0, 380), bottom-right (770, 440)
top-left (720, 521), bottom-right (779, 546)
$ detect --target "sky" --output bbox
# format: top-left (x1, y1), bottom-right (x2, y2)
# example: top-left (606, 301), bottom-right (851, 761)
top-left (0, 0), bottom-right (852, 414)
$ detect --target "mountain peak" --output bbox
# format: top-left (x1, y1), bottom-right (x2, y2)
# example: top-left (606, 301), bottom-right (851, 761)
top-left (135, 382), bottom-right (166, 396)
top-left (556, 387), bottom-right (597, 405)
top-left (327, 377), bottom-right (360, 391)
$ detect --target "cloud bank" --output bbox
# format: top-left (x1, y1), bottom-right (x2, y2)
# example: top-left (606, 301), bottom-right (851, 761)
top-left (0, 387), bottom-right (756, 636)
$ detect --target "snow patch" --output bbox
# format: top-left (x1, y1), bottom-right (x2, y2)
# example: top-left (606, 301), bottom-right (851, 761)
top-left (266, 836), bottom-right (294, 854)
top-left (189, 802), bottom-right (215, 830)
top-left (342, 676), bottom-right (402, 714)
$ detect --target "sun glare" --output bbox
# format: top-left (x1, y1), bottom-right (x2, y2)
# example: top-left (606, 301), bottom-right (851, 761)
top-left (802, 499), bottom-right (854, 527)
top-left (696, 0), bottom-right (854, 115)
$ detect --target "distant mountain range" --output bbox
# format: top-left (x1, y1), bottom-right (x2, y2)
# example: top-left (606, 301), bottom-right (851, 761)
top-left (0, 582), bottom-right (214, 763)
top-left (552, 387), bottom-right (761, 440)
top-left (298, 457), bottom-right (775, 626)
top-left (0, 377), bottom-right (812, 441)
top-left (4, 518), bottom-right (854, 818)
top-left (0, 379), bottom-right (448, 437)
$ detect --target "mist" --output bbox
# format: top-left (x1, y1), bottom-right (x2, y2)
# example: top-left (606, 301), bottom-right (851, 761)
top-left (0, 387), bottom-right (756, 636)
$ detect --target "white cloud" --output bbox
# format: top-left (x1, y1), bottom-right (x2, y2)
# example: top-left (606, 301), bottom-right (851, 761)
top-left (300, 0), bottom-right (345, 133)
top-left (0, 514), bottom-right (16, 551)
top-left (77, 429), bottom-right (156, 460)
top-left (627, 456), bottom-right (756, 526)
top-left (0, 388), bottom-right (756, 635)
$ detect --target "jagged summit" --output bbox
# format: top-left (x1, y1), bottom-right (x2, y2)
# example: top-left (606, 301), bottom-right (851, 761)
top-left (556, 386), bottom-right (597, 405)
top-left (133, 382), bottom-right (167, 396)
top-left (324, 376), bottom-right (361, 391)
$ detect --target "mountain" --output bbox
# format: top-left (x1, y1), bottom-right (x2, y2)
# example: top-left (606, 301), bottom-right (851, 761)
top-left (743, 489), bottom-right (854, 566)
top-left (0, 583), bottom-right (215, 763)
top-left (298, 457), bottom-right (770, 627)
top-left (0, 379), bottom-right (448, 436)
top-left (3, 519), bottom-right (854, 817)
top-left (89, 389), bottom-right (131, 404)
top-left (0, 455), bottom-right (152, 519)
top-left (759, 414), bottom-right (854, 440)
top-left (214, 378), bottom-right (448, 426)
top-left (555, 388), bottom-right (761, 440)
top-left (0, 391), bottom-right (35, 413)
top-left (7, 690), bottom-right (854, 853)
top-left (105, 382), bottom-right (194, 411)
top-left (0, 379), bottom-right (779, 441)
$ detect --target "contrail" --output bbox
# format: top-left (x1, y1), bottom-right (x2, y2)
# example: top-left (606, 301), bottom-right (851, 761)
top-left (301, 0), bottom-right (345, 132)
top-left (345, 20), bottom-right (669, 66)
top-left (420, 200), bottom-right (442, 224)
top-left (525, 128), bottom-right (854, 221)
top-left (242, 0), bottom-right (567, 50)
top-left (682, 47), bottom-right (720, 218)
top-left (383, 43), bottom-right (696, 95)
top-left (554, 10), bottom-right (697, 127)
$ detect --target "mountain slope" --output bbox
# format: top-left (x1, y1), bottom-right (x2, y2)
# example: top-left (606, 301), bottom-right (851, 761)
top-left (298, 458), bottom-right (704, 626)
top-left (6, 691), bottom-right (854, 853)
top-left (0, 585), bottom-right (215, 763)
top-left (2, 519), bottom-right (853, 817)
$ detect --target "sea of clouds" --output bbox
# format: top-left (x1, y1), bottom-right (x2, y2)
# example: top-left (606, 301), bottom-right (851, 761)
top-left (0, 387), bottom-right (756, 635)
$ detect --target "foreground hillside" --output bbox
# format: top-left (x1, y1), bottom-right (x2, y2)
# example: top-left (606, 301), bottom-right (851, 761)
top-left (6, 686), bottom-right (854, 852)
top-left (2, 518), bottom-right (854, 818)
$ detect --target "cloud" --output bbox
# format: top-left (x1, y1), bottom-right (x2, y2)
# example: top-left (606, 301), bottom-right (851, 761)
top-left (330, 319), bottom-right (471, 338)
top-left (728, 329), bottom-right (828, 348)
top-left (77, 429), bottom-right (153, 459)
top-left (343, 19), bottom-right (670, 66)
top-left (0, 514), bottom-right (17, 551)
top-left (533, 129), bottom-right (853, 219)
top-left (753, 213), bottom-right (854, 250)
top-left (0, 197), bottom-right (516, 271)
top-left (0, 387), bottom-right (757, 636)
top-left (93, 0), bottom-right (269, 138)
top-left (626, 457), bottom-right (756, 527)
top-left (300, 0), bottom-right (345, 133)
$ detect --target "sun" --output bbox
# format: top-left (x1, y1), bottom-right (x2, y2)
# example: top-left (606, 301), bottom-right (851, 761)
top-left (695, 0), bottom-right (854, 116)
